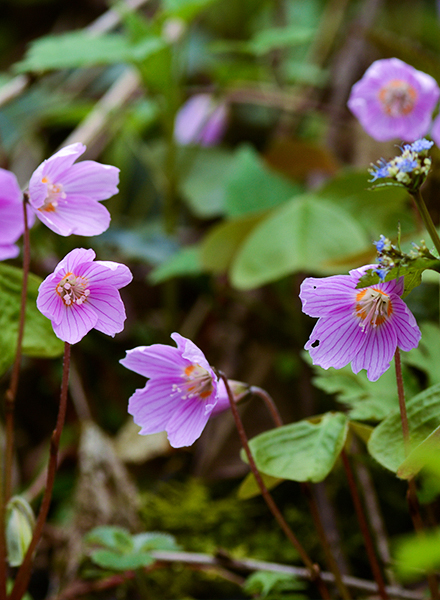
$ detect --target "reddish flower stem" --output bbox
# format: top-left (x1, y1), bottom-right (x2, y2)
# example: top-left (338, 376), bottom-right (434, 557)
top-left (251, 385), bottom-right (351, 598)
top-left (4, 195), bottom-right (31, 503)
top-left (218, 373), bottom-right (331, 599)
top-left (10, 342), bottom-right (71, 600)
top-left (394, 349), bottom-right (439, 600)
top-left (340, 450), bottom-right (388, 600)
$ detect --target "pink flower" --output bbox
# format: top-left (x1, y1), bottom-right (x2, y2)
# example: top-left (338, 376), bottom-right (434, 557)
top-left (28, 143), bottom-right (119, 236)
top-left (174, 94), bottom-right (228, 146)
top-left (0, 169), bottom-right (34, 260)
top-left (120, 333), bottom-right (231, 447)
top-left (430, 113), bottom-right (440, 147)
top-left (347, 58), bottom-right (440, 142)
top-left (300, 266), bottom-right (421, 381)
top-left (37, 248), bottom-right (132, 344)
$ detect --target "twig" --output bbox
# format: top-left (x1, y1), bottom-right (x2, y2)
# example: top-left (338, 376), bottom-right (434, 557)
top-left (54, 550), bottom-right (426, 600)
top-left (0, 0), bottom-right (151, 110)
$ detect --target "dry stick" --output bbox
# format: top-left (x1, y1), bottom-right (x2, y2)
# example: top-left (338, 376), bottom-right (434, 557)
top-left (340, 450), bottom-right (389, 600)
top-left (394, 348), bottom-right (439, 600)
top-left (250, 385), bottom-right (352, 599)
top-left (10, 343), bottom-right (71, 600)
top-left (218, 374), bottom-right (331, 600)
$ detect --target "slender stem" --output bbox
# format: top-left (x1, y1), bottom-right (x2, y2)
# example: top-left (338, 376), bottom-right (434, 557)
top-left (410, 189), bottom-right (440, 256)
top-left (218, 373), bottom-right (331, 599)
top-left (301, 482), bottom-right (352, 600)
top-left (4, 196), bottom-right (31, 503)
top-left (394, 349), bottom-right (439, 600)
top-left (340, 450), bottom-right (389, 600)
top-left (249, 386), bottom-right (283, 428)
top-left (10, 343), bottom-right (71, 600)
top-left (394, 349), bottom-right (410, 455)
top-left (251, 385), bottom-right (351, 598)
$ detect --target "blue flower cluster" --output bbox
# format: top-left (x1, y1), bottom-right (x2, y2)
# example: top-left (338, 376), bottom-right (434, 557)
top-left (369, 138), bottom-right (433, 189)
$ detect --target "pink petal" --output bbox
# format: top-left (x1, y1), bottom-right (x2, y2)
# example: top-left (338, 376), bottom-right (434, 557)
top-left (120, 344), bottom-right (188, 379)
top-left (351, 323), bottom-right (397, 382)
top-left (52, 303), bottom-right (98, 344)
top-left (0, 245), bottom-right (19, 260)
top-left (61, 161), bottom-right (119, 201)
top-left (392, 297), bottom-right (421, 351)
top-left (300, 275), bottom-right (355, 318)
top-left (128, 379), bottom-right (184, 434)
top-left (86, 287), bottom-right (126, 337)
top-left (37, 274), bottom-right (65, 325)
top-left (56, 248), bottom-right (96, 274)
top-left (171, 332), bottom-right (213, 374)
top-left (83, 261), bottom-right (133, 289)
top-left (35, 196), bottom-right (111, 236)
top-left (166, 397), bottom-right (211, 447)
top-left (305, 308), bottom-right (367, 370)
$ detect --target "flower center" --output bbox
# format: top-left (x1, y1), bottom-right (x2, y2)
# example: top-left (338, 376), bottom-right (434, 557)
top-left (355, 288), bottom-right (392, 332)
top-left (56, 272), bottom-right (90, 306)
top-left (39, 177), bottom-right (66, 212)
top-left (378, 79), bottom-right (417, 117)
top-left (173, 363), bottom-right (214, 400)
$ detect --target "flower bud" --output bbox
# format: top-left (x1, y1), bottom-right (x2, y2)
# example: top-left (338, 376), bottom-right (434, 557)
top-left (6, 496), bottom-right (35, 567)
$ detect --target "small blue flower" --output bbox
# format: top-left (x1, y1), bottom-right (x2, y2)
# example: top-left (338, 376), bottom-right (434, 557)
top-left (407, 138), bottom-right (434, 152)
top-left (370, 161), bottom-right (390, 181)
top-left (374, 235), bottom-right (386, 253)
top-left (374, 268), bottom-right (388, 281)
top-left (396, 157), bottom-right (418, 172)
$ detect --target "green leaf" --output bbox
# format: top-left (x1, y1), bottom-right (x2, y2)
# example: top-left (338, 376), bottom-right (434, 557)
top-left (132, 532), bottom-right (180, 552)
top-left (244, 571), bottom-right (305, 597)
top-left (246, 412), bottom-right (348, 483)
top-left (238, 471), bottom-right (283, 500)
top-left (397, 425), bottom-right (440, 480)
top-left (316, 170), bottom-right (409, 235)
top-left (90, 549), bottom-right (154, 571)
top-left (180, 147), bottom-right (236, 218)
top-left (148, 245), bottom-right (202, 284)
top-left (307, 355), bottom-right (418, 422)
top-left (84, 526), bottom-right (133, 553)
top-left (402, 322), bottom-right (440, 386)
top-left (394, 529), bottom-right (440, 582)
top-left (368, 383), bottom-right (440, 473)
top-left (225, 145), bottom-right (300, 218)
top-left (162, 0), bottom-right (220, 20)
top-left (0, 264), bottom-right (64, 378)
top-left (230, 195), bottom-right (369, 290)
top-left (15, 31), bottom-right (165, 73)
top-left (200, 213), bottom-right (266, 273)
top-left (356, 256), bottom-right (440, 298)
top-left (249, 26), bottom-right (314, 55)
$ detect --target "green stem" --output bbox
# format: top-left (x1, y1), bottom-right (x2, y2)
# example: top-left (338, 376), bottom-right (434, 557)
top-left (10, 343), bottom-right (71, 600)
top-left (411, 189), bottom-right (440, 256)
top-left (218, 373), bottom-right (331, 599)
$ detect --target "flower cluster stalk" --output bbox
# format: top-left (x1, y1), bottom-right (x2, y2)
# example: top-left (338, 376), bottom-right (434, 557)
top-left (10, 342), bottom-right (71, 600)
top-left (410, 189), bottom-right (440, 257)
top-left (218, 373), bottom-right (331, 599)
